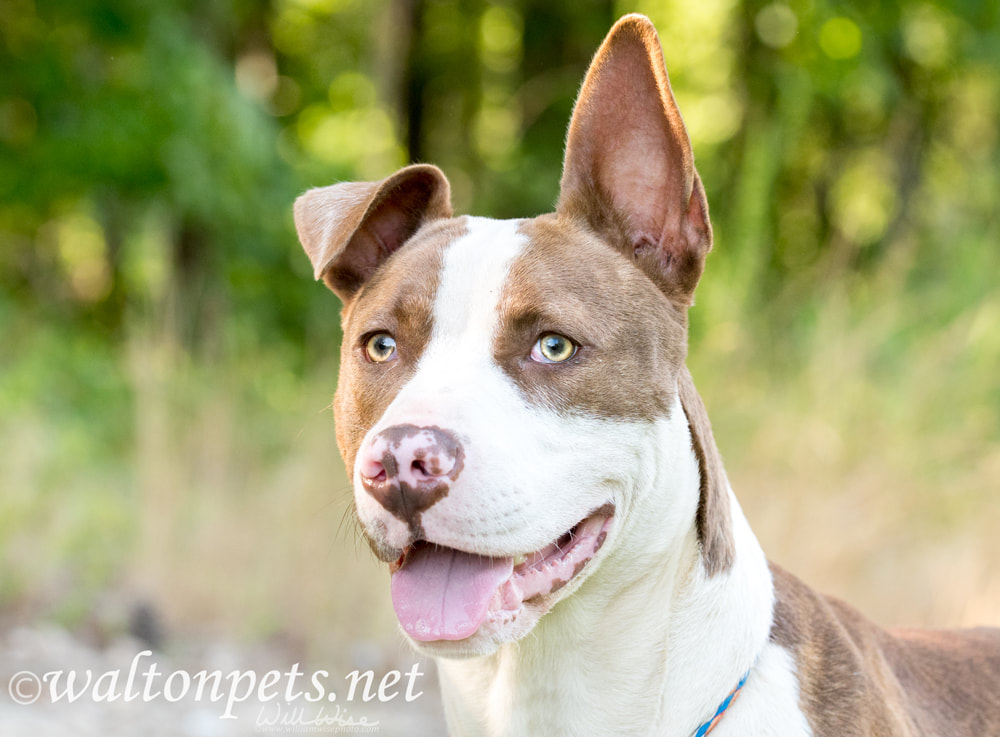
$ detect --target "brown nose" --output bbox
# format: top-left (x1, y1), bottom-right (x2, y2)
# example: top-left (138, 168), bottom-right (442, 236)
top-left (357, 424), bottom-right (465, 525)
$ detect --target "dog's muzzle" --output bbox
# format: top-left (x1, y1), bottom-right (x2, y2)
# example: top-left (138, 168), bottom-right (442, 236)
top-left (355, 422), bottom-right (615, 644)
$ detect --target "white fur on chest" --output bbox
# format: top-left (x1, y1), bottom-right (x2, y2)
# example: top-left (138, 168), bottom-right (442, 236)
top-left (710, 644), bottom-right (813, 737)
top-left (432, 404), bottom-right (810, 737)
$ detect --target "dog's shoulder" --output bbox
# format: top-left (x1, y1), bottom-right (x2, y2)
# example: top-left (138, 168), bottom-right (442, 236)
top-left (768, 562), bottom-right (1000, 736)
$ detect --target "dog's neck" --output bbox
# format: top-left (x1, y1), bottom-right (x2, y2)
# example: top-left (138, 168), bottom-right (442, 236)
top-left (436, 397), bottom-right (775, 737)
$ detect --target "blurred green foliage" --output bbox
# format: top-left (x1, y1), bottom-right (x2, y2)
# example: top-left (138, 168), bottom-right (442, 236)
top-left (2, 0), bottom-right (997, 342)
top-left (4, 0), bottom-right (999, 342)
top-left (1, 0), bottom-right (998, 631)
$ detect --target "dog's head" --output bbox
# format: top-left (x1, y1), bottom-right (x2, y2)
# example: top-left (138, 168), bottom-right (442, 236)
top-left (295, 15), bottom-right (734, 657)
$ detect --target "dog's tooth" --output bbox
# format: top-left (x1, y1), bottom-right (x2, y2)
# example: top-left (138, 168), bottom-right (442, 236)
top-left (513, 554), bottom-right (527, 566)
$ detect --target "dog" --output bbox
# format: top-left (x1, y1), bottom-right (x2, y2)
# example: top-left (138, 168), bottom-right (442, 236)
top-left (293, 14), bottom-right (1000, 736)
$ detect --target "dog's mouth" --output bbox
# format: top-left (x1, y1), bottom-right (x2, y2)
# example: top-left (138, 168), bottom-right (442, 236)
top-left (389, 505), bottom-right (614, 643)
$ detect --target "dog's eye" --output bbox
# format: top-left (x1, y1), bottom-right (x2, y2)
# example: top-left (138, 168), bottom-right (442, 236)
top-left (531, 333), bottom-right (577, 364)
top-left (365, 333), bottom-right (397, 362)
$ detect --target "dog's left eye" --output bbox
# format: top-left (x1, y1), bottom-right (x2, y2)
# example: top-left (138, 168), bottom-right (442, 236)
top-left (365, 333), bottom-right (398, 362)
top-left (531, 333), bottom-right (577, 364)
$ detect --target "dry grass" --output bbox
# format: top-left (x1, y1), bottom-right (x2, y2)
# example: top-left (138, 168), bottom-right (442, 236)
top-left (693, 254), bottom-right (1000, 629)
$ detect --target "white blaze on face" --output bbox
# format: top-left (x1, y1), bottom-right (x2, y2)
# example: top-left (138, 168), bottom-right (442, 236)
top-left (352, 217), bottom-right (536, 551)
top-left (431, 216), bottom-right (529, 365)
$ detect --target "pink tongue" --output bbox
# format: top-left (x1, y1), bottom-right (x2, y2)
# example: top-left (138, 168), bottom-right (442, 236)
top-left (391, 545), bottom-right (514, 642)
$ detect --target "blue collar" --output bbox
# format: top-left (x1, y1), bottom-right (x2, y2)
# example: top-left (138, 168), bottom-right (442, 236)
top-left (693, 667), bottom-right (752, 737)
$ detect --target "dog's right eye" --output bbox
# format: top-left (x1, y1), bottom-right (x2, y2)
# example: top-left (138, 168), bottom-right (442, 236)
top-left (365, 333), bottom-right (397, 362)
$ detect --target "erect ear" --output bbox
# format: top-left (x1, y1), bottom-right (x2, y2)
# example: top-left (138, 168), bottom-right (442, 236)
top-left (293, 164), bottom-right (452, 302)
top-left (558, 14), bottom-right (712, 306)
top-left (677, 367), bottom-right (735, 576)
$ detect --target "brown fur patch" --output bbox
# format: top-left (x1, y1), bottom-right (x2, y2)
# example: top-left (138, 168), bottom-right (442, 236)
top-left (496, 215), bottom-right (735, 575)
top-left (677, 366), bottom-right (735, 575)
top-left (494, 214), bottom-right (686, 422)
top-left (770, 563), bottom-right (1000, 736)
top-left (334, 218), bottom-right (468, 474)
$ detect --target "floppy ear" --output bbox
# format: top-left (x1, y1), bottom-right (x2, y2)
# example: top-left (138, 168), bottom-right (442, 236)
top-left (558, 14), bottom-right (712, 306)
top-left (294, 164), bottom-right (452, 302)
top-left (677, 367), bottom-right (735, 575)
